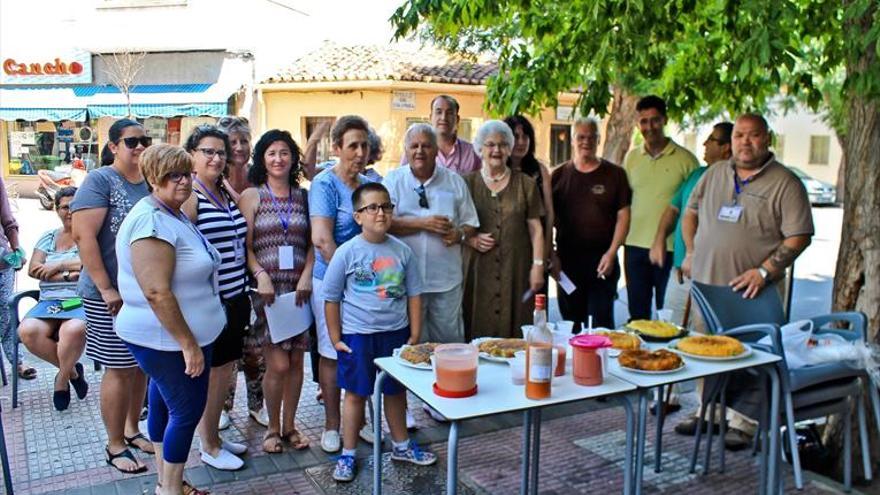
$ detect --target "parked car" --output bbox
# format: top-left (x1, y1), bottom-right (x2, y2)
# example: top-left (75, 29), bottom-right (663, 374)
top-left (788, 167), bottom-right (837, 205)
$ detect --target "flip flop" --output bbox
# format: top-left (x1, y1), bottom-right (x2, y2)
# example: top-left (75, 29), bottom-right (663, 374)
top-left (283, 429), bottom-right (310, 450)
top-left (18, 365), bottom-right (36, 380)
top-left (262, 432), bottom-right (283, 454)
top-left (105, 447), bottom-right (147, 474)
top-left (125, 433), bottom-right (155, 454)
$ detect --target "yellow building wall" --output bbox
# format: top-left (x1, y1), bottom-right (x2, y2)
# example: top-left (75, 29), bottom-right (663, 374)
top-left (260, 85), bottom-right (581, 176)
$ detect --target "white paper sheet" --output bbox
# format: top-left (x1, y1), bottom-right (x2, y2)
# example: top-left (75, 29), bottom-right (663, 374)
top-left (557, 271), bottom-right (577, 295)
top-left (264, 291), bottom-right (313, 344)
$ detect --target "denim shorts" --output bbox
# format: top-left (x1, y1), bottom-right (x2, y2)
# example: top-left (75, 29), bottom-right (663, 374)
top-left (337, 327), bottom-right (409, 397)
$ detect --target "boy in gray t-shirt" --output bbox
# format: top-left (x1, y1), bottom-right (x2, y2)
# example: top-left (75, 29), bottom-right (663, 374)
top-left (322, 182), bottom-right (436, 482)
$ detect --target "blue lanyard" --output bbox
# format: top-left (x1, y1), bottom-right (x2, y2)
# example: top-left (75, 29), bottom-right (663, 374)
top-left (193, 177), bottom-right (234, 220)
top-left (264, 185), bottom-right (293, 236)
top-left (732, 171), bottom-right (754, 204)
top-left (152, 196), bottom-right (215, 257)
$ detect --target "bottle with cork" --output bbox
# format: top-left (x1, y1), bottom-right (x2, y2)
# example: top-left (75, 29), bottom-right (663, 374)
top-left (525, 294), bottom-right (553, 399)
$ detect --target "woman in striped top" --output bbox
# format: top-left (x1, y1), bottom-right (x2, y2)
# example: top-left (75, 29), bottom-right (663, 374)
top-left (182, 125), bottom-right (251, 470)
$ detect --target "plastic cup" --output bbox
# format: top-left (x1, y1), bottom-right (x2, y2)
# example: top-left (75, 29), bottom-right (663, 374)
top-left (551, 331), bottom-right (569, 377)
top-left (510, 351), bottom-right (526, 385)
top-left (657, 309), bottom-right (674, 322)
top-left (555, 320), bottom-right (575, 334)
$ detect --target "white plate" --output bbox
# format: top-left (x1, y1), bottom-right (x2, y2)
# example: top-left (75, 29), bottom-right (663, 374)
top-left (470, 337), bottom-right (525, 363)
top-left (618, 362), bottom-right (687, 374)
top-left (392, 347), bottom-right (433, 370)
top-left (668, 339), bottom-right (753, 361)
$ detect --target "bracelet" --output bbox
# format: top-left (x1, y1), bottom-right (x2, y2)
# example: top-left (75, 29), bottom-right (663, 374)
top-left (532, 259), bottom-right (544, 266)
top-left (253, 269), bottom-right (266, 279)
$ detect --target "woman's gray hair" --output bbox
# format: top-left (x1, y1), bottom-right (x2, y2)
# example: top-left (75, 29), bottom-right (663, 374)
top-left (217, 115), bottom-right (251, 138)
top-left (474, 120), bottom-right (515, 154)
top-left (404, 123), bottom-right (437, 149)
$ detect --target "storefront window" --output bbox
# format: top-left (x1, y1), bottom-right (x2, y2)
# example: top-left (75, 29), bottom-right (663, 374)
top-left (5, 119), bottom-right (100, 175)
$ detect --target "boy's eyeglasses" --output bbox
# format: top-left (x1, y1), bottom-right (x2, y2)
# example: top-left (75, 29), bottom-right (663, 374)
top-left (164, 171), bottom-right (192, 184)
top-left (356, 202), bottom-right (395, 215)
top-left (197, 148), bottom-right (227, 160)
top-left (415, 185), bottom-right (429, 209)
top-left (120, 136), bottom-right (153, 149)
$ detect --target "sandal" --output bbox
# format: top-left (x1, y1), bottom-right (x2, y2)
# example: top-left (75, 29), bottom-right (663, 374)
top-left (17, 365), bottom-right (36, 380)
top-left (182, 481), bottom-right (210, 495)
top-left (125, 433), bottom-right (155, 454)
top-left (105, 446), bottom-right (147, 474)
top-left (262, 432), bottom-right (283, 454)
top-left (284, 429), bottom-right (310, 450)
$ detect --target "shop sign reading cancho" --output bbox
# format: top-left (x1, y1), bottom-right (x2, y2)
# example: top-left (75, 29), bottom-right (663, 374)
top-left (1, 49), bottom-right (93, 85)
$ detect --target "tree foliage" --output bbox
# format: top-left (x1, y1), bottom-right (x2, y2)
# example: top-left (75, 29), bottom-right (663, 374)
top-left (391, 0), bottom-right (879, 121)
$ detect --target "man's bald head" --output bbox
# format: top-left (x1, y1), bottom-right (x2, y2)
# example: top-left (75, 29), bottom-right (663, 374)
top-left (732, 113), bottom-right (772, 169)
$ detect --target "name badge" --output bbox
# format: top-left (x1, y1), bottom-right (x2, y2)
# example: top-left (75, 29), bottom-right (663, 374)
top-left (717, 204), bottom-right (743, 223)
top-left (278, 246), bottom-right (295, 270)
top-left (233, 239), bottom-right (246, 265)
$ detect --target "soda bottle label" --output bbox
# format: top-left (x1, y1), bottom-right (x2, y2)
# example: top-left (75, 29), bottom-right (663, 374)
top-left (528, 346), bottom-right (552, 383)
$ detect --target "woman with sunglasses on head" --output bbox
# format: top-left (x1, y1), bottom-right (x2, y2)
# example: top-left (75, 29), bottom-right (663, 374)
top-left (115, 144), bottom-right (224, 495)
top-left (238, 129), bottom-right (314, 454)
top-left (71, 118), bottom-right (154, 473)
top-left (180, 126), bottom-right (250, 470)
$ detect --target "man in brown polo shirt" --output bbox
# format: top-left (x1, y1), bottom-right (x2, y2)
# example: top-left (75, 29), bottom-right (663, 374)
top-left (680, 113), bottom-right (813, 449)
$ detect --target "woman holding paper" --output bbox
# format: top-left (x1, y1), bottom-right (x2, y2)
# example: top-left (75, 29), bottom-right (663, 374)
top-left (181, 125), bottom-right (251, 470)
top-left (239, 129), bottom-right (314, 454)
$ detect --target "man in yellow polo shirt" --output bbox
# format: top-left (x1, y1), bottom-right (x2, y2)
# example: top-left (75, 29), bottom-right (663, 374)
top-left (623, 95), bottom-right (698, 320)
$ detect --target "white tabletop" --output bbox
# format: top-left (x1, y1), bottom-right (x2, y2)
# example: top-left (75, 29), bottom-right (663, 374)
top-left (607, 343), bottom-right (781, 388)
top-left (374, 357), bottom-right (637, 422)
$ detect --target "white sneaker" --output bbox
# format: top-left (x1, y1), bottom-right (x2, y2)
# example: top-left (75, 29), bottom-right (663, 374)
top-left (321, 429), bottom-right (341, 453)
top-left (218, 410), bottom-right (231, 431)
top-left (406, 410), bottom-right (418, 430)
top-left (359, 423), bottom-right (384, 444)
top-left (200, 447), bottom-right (244, 471)
top-left (249, 407), bottom-right (269, 427)
top-left (221, 440), bottom-right (247, 455)
top-left (422, 404), bottom-right (447, 423)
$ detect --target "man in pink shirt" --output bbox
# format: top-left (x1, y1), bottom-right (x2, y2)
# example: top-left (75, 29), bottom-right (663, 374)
top-left (425, 95), bottom-right (482, 174)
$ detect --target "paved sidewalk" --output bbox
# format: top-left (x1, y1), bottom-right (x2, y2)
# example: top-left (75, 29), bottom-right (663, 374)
top-left (2, 351), bottom-right (861, 495)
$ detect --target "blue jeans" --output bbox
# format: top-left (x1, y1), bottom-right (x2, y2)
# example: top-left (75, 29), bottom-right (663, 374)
top-left (126, 342), bottom-right (212, 463)
top-left (623, 246), bottom-right (672, 321)
top-left (0, 268), bottom-right (16, 364)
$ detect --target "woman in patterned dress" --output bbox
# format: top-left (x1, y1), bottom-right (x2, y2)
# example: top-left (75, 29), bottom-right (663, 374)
top-left (238, 129), bottom-right (314, 453)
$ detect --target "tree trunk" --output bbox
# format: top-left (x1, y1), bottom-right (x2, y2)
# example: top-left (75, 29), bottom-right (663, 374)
top-left (823, 1), bottom-right (880, 479)
top-left (835, 133), bottom-right (847, 202)
top-left (601, 86), bottom-right (638, 164)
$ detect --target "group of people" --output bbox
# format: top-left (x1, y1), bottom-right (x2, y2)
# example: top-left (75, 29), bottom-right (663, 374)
top-left (0, 91), bottom-right (813, 493)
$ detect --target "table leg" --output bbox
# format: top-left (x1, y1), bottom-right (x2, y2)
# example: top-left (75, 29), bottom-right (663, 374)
top-left (612, 395), bottom-right (636, 495)
top-left (634, 390), bottom-right (649, 495)
top-left (767, 366), bottom-right (780, 495)
top-left (448, 420), bottom-right (460, 495)
top-left (373, 371), bottom-right (387, 495)
top-left (521, 410), bottom-right (532, 495)
top-left (529, 409), bottom-right (542, 495)
top-left (654, 385), bottom-right (665, 473)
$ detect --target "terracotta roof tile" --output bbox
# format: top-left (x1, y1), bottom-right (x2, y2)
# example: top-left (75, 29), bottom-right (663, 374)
top-left (264, 42), bottom-right (498, 85)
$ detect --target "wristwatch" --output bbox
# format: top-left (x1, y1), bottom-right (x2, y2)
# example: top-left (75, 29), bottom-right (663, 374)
top-left (757, 267), bottom-right (769, 282)
top-left (532, 259), bottom-right (544, 266)
top-left (62, 270), bottom-right (71, 282)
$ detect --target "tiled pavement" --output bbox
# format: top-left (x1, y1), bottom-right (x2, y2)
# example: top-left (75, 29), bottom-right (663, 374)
top-left (1, 352), bottom-right (864, 495)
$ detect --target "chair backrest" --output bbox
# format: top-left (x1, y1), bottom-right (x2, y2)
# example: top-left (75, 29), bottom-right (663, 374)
top-left (691, 281), bottom-right (786, 333)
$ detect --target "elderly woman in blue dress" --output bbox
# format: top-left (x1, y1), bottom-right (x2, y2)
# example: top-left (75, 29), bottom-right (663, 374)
top-left (18, 186), bottom-right (89, 411)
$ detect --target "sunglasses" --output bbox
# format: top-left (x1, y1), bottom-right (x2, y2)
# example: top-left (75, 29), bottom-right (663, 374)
top-left (164, 171), bottom-right (192, 184)
top-left (356, 202), bottom-right (395, 215)
top-left (120, 136), bottom-right (153, 149)
top-left (415, 185), bottom-right (429, 209)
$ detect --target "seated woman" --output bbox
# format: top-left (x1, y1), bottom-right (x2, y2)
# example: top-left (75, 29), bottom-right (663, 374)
top-left (18, 186), bottom-right (89, 411)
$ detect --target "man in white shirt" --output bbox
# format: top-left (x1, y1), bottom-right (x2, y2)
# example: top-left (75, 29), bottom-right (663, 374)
top-left (385, 124), bottom-right (479, 343)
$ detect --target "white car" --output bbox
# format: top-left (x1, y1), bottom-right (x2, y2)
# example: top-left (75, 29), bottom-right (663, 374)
top-left (788, 167), bottom-right (837, 205)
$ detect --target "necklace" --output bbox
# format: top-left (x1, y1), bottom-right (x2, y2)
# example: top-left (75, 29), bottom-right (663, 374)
top-left (481, 166), bottom-right (510, 183)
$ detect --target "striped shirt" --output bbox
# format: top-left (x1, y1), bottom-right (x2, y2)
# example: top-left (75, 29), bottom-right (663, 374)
top-left (195, 187), bottom-right (248, 299)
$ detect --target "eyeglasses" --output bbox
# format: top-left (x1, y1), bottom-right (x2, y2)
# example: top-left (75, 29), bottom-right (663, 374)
top-left (356, 202), bottom-right (395, 215)
top-left (197, 148), bottom-right (227, 160)
top-left (164, 171), bottom-right (192, 184)
top-left (57, 205), bottom-right (71, 212)
top-left (415, 185), bottom-right (429, 209)
top-left (120, 136), bottom-right (153, 149)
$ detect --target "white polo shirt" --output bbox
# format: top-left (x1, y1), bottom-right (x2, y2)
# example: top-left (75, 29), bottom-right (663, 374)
top-left (384, 164), bottom-right (479, 293)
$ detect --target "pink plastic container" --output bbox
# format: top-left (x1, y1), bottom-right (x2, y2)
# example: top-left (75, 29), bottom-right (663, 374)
top-left (569, 335), bottom-right (612, 386)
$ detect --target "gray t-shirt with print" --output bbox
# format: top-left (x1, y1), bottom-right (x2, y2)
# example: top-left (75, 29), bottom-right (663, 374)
top-left (70, 166), bottom-right (149, 299)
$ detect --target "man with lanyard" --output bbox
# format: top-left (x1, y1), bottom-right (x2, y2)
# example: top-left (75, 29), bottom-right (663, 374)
top-left (622, 95), bottom-right (699, 321)
top-left (401, 95), bottom-right (481, 174)
top-left (385, 123), bottom-right (479, 421)
top-left (681, 113), bottom-right (813, 449)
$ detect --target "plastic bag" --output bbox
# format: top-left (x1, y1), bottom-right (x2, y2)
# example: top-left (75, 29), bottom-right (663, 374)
top-left (758, 320), bottom-right (814, 369)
